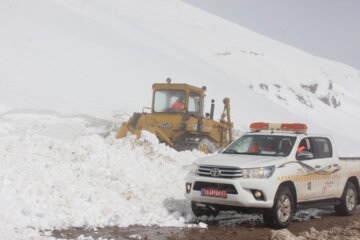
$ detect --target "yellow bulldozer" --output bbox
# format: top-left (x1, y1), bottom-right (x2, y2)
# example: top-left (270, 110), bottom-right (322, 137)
top-left (116, 79), bottom-right (234, 153)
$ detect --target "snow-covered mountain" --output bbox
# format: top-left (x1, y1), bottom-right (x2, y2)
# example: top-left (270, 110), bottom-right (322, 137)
top-left (1, 0), bottom-right (359, 154)
top-left (0, 0), bottom-right (360, 238)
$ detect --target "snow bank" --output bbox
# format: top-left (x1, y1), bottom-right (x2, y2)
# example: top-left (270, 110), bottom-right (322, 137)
top-left (270, 229), bottom-right (305, 240)
top-left (299, 221), bottom-right (360, 239)
top-left (271, 221), bottom-right (360, 240)
top-left (0, 110), bottom-right (203, 239)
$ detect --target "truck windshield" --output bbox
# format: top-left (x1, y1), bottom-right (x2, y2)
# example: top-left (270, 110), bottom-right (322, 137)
top-left (223, 135), bottom-right (296, 157)
top-left (154, 90), bottom-right (185, 113)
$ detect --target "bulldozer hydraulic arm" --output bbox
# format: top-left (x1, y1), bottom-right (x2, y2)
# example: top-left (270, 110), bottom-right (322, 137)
top-left (223, 97), bottom-right (234, 143)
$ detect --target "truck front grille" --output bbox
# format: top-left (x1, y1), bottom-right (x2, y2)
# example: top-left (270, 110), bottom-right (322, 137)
top-left (197, 165), bottom-right (243, 178)
top-left (193, 181), bottom-right (238, 194)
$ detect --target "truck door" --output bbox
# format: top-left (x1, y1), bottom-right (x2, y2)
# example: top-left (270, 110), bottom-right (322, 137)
top-left (296, 137), bottom-right (338, 200)
top-left (311, 137), bottom-right (339, 198)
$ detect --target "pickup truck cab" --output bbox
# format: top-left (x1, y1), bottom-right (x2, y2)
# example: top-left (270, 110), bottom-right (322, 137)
top-left (185, 122), bottom-right (360, 228)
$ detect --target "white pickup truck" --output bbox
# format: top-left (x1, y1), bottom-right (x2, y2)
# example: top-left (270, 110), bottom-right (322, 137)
top-left (185, 123), bottom-right (360, 228)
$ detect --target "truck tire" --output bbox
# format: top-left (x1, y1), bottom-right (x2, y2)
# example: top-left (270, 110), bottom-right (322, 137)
top-left (263, 186), bottom-right (295, 229)
top-left (191, 202), bottom-right (219, 217)
top-left (334, 181), bottom-right (358, 216)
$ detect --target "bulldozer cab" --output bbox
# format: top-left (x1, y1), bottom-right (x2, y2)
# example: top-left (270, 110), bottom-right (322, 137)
top-left (152, 83), bottom-right (205, 117)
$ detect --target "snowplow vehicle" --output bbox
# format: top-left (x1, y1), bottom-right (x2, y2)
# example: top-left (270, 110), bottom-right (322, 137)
top-left (116, 79), bottom-right (233, 153)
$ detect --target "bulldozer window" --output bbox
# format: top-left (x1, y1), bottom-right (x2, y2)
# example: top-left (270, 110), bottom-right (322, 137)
top-left (188, 93), bottom-right (201, 114)
top-left (154, 90), bottom-right (185, 113)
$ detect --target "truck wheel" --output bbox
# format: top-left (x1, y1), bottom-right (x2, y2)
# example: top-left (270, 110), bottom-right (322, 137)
top-left (263, 186), bottom-right (295, 229)
top-left (334, 181), bottom-right (358, 216)
top-left (191, 202), bottom-right (219, 217)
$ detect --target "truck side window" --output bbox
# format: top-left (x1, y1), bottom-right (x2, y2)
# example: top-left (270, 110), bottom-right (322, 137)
top-left (312, 137), bottom-right (333, 158)
top-left (296, 138), bottom-right (314, 160)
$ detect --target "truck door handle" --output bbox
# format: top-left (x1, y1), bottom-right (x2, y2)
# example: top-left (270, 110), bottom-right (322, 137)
top-left (315, 165), bottom-right (321, 169)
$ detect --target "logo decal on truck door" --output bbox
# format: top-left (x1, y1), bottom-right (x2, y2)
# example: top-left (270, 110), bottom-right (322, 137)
top-left (278, 162), bottom-right (341, 175)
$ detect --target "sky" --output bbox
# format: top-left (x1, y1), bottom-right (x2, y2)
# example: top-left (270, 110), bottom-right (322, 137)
top-left (183, 0), bottom-right (360, 70)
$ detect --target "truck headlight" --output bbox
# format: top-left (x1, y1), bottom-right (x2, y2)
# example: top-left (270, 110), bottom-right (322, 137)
top-left (242, 166), bottom-right (275, 179)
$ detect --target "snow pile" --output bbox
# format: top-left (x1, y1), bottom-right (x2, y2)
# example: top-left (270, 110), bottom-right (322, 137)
top-left (0, 110), bottom-right (203, 238)
top-left (299, 221), bottom-right (360, 239)
top-left (270, 229), bottom-right (304, 240)
top-left (271, 221), bottom-right (360, 240)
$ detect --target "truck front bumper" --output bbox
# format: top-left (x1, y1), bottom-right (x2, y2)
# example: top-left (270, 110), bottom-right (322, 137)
top-left (185, 174), bottom-right (278, 209)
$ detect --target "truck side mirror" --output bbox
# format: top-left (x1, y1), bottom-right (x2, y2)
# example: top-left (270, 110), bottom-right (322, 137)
top-left (296, 150), bottom-right (314, 160)
top-left (205, 113), bottom-right (210, 118)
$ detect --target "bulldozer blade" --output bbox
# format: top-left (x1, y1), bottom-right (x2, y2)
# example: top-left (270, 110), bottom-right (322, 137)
top-left (135, 129), bottom-right (142, 139)
top-left (116, 122), bottom-right (129, 139)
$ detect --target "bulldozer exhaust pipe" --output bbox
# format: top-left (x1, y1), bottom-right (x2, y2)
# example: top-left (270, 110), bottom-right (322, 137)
top-left (210, 99), bottom-right (215, 120)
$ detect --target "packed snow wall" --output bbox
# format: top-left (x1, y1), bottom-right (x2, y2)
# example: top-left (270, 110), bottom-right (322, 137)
top-left (0, 110), bottom-right (204, 238)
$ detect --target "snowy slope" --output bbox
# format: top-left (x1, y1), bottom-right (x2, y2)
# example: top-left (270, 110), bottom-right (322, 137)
top-left (1, 0), bottom-right (359, 156)
top-left (1, 0), bottom-right (360, 155)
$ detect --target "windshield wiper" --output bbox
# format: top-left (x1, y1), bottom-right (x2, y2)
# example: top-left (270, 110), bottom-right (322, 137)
top-left (223, 149), bottom-right (241, 154)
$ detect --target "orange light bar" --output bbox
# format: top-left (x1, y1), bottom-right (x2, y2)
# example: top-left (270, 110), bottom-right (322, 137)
top-left (281, 123), bottom-right (307, 133)
top-left (250, 122), bottom-right (307, 134)
top-left (249, 122), bottom-right (269, 132)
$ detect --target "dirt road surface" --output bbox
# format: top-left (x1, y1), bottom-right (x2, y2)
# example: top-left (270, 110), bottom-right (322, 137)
top-left (53, 209), bottom-right (360, 240)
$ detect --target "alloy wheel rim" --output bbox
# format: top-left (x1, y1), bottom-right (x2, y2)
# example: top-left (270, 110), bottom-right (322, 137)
top-left (346, 188), bottom-right (356, 211)
top-left (277, 195), bottom-right (291, 223)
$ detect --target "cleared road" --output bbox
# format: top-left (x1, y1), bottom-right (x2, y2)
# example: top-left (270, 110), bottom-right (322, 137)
top-left (53, 208), bottom-right (360, 240)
